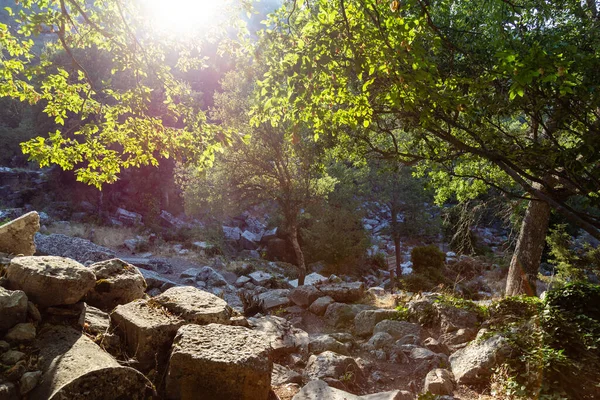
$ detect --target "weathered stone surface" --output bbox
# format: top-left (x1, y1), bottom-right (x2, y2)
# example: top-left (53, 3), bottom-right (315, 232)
top-left (0, 382), bottom-right (17, 400)
top-left (289, 272), bottom-right (328, 288)
top-left (249, 315), bottom-right (309, 357)
top-left (438, 328), bottom-right (477, 350)
top-left (373, 320), bottom-right (422, 341)
top-left (115, 208), bottom-right (142, 226)
top-left (249, 270), bottom-right (273, 286)
top-left (272, 363), bottom-right (303, 386)
top-left (309, 334), bottom-right (350, 356)
top-left (111, 299), bottom-right (185, 370)
top-left (449, 334), bottom-right (509, 385)
top-left (154, 286), bottom-right (232, 325)
top-left (34, 233), bottom-right (115, 263)
top-left (292, 380), bottom-right (413, 400)
top-left (29, 325), bottom-right (150, 400)
top-left (180, 268), bottom-right (201, 280)
top-left (19, 371), bottom-right (42, 396)
top-left (0, 287), bottom-right (27, 332)
top-left (258, 289), bottom-right (291, 310)
top-left (423, 368), bottom-right (455, 396)
top-left (304, 351), bottom-right (364, 386)
top-left (85, 259), bottom-right (146, 310)
top-left (318, 282), bottom-right (365, 303)
top-left (4, 323), bottom-right (35, 342)
top-left (0, 211), bottom-right (39, 256)
top-left (289, 285), bottom-right (324, 307)
top-left (166, 324), bottom-right (272, 400)
top-left (354, 309), bottom-right (398, 337)
top-left (7, 256), bottom-right (95, 308)
top-left (435, 303), bottom-right (480, 333)
top-left (309, 296), bottom-right (334, 316)
top-left (27, 301), bottom-right (41, 322)
top-left (1, 350), bottom-right (25, 365)
top-left (138, 268), bottom-right (178, 290)
top-left (197, 266), bottom-right (228, 287)
top-left (80, 304), bottom-right (110, 335)
top-left (367, 332), bottom-right (394, 350)
top-left (324, 303), bottom-right (358, 327)
top-left (423, 337), bottom-right (450, 355)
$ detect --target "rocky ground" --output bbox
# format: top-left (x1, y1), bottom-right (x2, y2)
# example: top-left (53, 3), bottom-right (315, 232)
top-left (0, 211), bottom-right (513, 400)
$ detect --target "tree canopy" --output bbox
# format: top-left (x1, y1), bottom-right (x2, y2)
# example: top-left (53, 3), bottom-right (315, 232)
top-left (253, 0), bottom-right (600, 239)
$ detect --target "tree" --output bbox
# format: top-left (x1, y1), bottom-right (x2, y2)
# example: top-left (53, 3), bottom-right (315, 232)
top-left (253, 0), bottom-right (600, 295)
top-left (0, 0), bottom-right (245, 187)
top-left (180, 64), bottom-right (336, 285)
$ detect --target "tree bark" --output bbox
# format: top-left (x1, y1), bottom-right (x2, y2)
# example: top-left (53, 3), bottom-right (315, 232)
top-left (289, 224), bottom-right (307, 286)
top-left (505, 194), bottom-right (551, 297)
top-left (390, 202), bottom-right (403, 279)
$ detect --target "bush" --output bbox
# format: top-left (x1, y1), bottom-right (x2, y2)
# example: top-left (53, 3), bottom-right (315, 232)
top-left (399, 267), bottom-right (451, 293)
top-left (411, 245), bottom-right (445, 273)
top-left (489, 283), bottom-right (600, 399)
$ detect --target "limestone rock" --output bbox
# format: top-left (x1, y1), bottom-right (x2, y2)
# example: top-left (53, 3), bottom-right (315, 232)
top-left (154, 286), bottom-right (232, 325)
top-left (324, 303), bottom-right (357, 327)
top-left (85, 259), bottom-right (146, 310)
top-left (249, 270), bottom-right (273, 286)
top-left (197, 266), bottom-right (228, 287)
top-left (166, 324), bottom-right (272, 400)
top-left (7, 256), bottom-right (95, 308)
top-left (111, 299), bottom-right (185, 370)
top-left (272, 363), bottom-right (303, 386)
top-left (354, 309), bottom-right (398, 337)
top-left (289, 272), bottom-right (328, 288)
top-left (435, 303), bottom-right (479, 333)
top-left (309, 296), bottom-right (334, 316)
top-left (373, 320), bottom-right (422, 341)
top-left (309, 334), bottom-right (350, 356)
top-left (29, 325), bottom-right (150, 400)
top-left (318, 282), bottom-right (365, 303)
top-left (0, 211), bottom-right (39, 256)
top-left (80, 304), bottom-right (110, 335)
top-left (4, 323), bottom-right (35, 342)
top-left (249, 315), bottom-right (309, 357)
top-left (449, 334), bottom-right (510, 385)
top-left (0, 382), bottom-right (17, 400)
top-left (367, 332), bottom-right (394, 350)
top-left (423, 368), bottom-right (455, 396)
top-left (1, 350), bottom-right (25, 365)
top-left (304, 351), bottom-right (364, 385)
top-left (258, 289), bottom-right (291, 310)
top-left (19, 371), bottom-right (42, 396)
top-left (292, 380), bottom-right (413, 400)
top-left (138, 268), bottom-right (178, 291)
top-left (34, 233), bottom-right (115, 263)
top-left (0, 287), bottom-right (27, 332)
top-left (289, 285), bottom-right (324, 307)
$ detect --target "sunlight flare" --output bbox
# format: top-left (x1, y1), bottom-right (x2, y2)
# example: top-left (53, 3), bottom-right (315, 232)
top-left (142, 0), bottom-right (225, 35)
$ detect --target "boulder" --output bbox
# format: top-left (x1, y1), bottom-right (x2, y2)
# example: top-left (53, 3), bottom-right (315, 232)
top-left (423, 368), bottom-right (455, 396)
top-left (0, 382), bottom-right (17, 400)
top-left (324, 303), bottom-right (356, 327)
top-left (166, 324), bottom-right (272, 400)
top-left (240, 230), bottom-right (259, 250)
top-left (0, 211), bottom-right (39, 256)
top-left (197, 266), bottom-right (228, 287)
top-left (258, 289), bottom-right (291, 310)
top-left (304, 351), bottom-right (364, 386)
top-left (160, 210), bottom-right (185, 229)
top-left (34, 233), bottom-right (115, 263)
top-left (223, 226), bottom-right (242, 241)
top-left (289, 272), bottom-right (328, 288)
top-left (19, 370), bottom-right (42, 396)
top-left (435, 303), bottom-right (480, 333)
top-left (373, 320), bottom-right (422, 341)
top-left (180, 268), bottom-right (201, 280)
top-left (249, 315), bottom-right (309, 357)
top-left (80, 304), bottom-right (110, 335)
top-left (7, 256), bottom-right (96, 308)
top-left (449, 334), bottom-right (510, 385)
top-left (0, 287), bottom-right (27, 332)
top-left (309, 296), bottom-right (334, 316)
top-left (438, 328), bottom-right (477, 351)
top-left (85, 259), bottom-right (146, 310)
top-left (354, 309), bottom-right (398, 337)
top-left (4, 323), bottom-right (35, 342)
top-left (154, 286), bottom-right (233, 325)
top-left (29, 325), bottom-right (150, 400)
top-left (289, 285), bottom-right (324, 307)
top-left (272, 363), bottom-right (303, 386)
top-left (1, 350), bottom-right (26, 365)
top-left (138, 268), bottom-right (178, 291)
top-left (111, 299), bottom-right (185, 370)
top-left (317, 282), bottom-right (365, 303)
top-left (115, 208), bottom-right (142, 226)
top-left (292, 380), bottom-right (412, 400)
top-left (367, 332), bottom-right (394, 350)
top-left (249, 270), bottom-right (273, 286)
top-left (309, 334), bottom-right (350, 356)
top-left (422, 337), bottom-right (450, 355)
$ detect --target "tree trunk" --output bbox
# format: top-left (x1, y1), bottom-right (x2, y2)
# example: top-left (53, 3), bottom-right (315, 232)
top-left (394, 236), bottom-right (402, 278)
top-left (289, 224), bottom-right (307, 286)
top-left (390, 202), bottom-right (403, 279)
top-left (505, 195), bottom-right (551, 297)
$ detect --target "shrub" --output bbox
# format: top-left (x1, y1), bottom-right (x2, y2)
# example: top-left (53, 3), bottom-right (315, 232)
top-left (489, 283), bottom-right (600, 399)
top-left (411, 245), bottom-right (445, 273)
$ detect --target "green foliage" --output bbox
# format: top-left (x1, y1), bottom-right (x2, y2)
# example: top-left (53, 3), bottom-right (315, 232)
top-left (546, 224), bottom-right (600, 282)
top-left (488, 283), bottom-right (600, 399)
top-left (411, 245), bottom-right (445, 273)
top-left (393, 305), bottom-right (410, 321)
top-left (399, 267), bottom-right (450, 293)
top-left (435, 293), bottom-right (487, 319)
top-left (253, 0), bottom-right (600, 240)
